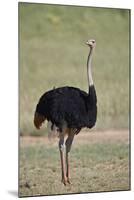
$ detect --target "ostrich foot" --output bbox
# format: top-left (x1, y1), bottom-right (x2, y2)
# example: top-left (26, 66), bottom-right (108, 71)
top-left (61, 177), bottom-right (72, 185)
top-left (67, 177), bottom-right (71, 184)
top-left (61, 177), bottom-right (67, 186)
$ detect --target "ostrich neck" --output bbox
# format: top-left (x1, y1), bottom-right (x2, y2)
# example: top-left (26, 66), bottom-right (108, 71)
top-left (87, 47), bottom-right (94, 87)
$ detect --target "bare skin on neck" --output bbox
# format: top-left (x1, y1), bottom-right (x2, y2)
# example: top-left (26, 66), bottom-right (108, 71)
top-left (86, 39), bottom-right (96, 87)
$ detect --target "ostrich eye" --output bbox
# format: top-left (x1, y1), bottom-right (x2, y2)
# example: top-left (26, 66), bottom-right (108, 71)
top-left (92, 41), bottom-right (95, 43)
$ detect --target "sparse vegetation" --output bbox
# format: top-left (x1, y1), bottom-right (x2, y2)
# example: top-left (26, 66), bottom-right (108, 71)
top-left (19, 130), bottom-right (130, 197)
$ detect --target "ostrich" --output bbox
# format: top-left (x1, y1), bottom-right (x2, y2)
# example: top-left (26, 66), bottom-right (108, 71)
top-left (34, 39), bottom-right (97, 185)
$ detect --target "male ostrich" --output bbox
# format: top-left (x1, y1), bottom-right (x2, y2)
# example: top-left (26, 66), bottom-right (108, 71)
top-left (34, 39), bottom-right (97, 185)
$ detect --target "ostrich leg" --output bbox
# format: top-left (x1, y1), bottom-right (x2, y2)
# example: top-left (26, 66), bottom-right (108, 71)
top-left (59, 132), bottom-right (67, 185)
top-left (65, 129), bottom-right (75, 184)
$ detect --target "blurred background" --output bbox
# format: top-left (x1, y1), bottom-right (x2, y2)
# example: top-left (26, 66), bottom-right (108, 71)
top-left (19, 3), bottom-right (130, 136)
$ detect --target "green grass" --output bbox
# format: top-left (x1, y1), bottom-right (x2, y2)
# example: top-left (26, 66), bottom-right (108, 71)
top-left (19, 3), bottom-right (130, 135)
top-left (19, 139), bottom-right (130, 197)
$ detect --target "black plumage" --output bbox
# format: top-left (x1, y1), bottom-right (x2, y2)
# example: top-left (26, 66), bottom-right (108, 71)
top-left (35, 85), bottom-right (97, 133)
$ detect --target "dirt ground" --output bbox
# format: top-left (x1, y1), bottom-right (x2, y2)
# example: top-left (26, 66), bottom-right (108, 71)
top-left (19, 129), bottom-right (130, 197)
top-left (20, 129), bottom-right (129, 147)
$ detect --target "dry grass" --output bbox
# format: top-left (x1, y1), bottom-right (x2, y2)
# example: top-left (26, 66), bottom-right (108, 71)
top-left (19, 129), bottom-right (130, 197)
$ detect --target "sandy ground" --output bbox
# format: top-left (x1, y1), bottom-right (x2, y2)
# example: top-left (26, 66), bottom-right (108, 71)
top-left (20, 129), bottom-right (129, 147)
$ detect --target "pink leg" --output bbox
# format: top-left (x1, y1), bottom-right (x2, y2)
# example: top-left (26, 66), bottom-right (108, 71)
top-left (59, 133), bottom-right (67, 185)
top-left (66, 151), bottom-right (71, 184)
top-left (65, 130), bottom-right (75, 184)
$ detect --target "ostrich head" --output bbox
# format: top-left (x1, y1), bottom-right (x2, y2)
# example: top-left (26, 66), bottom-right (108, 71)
top-left (86, 39), bottom-right (96, 48)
